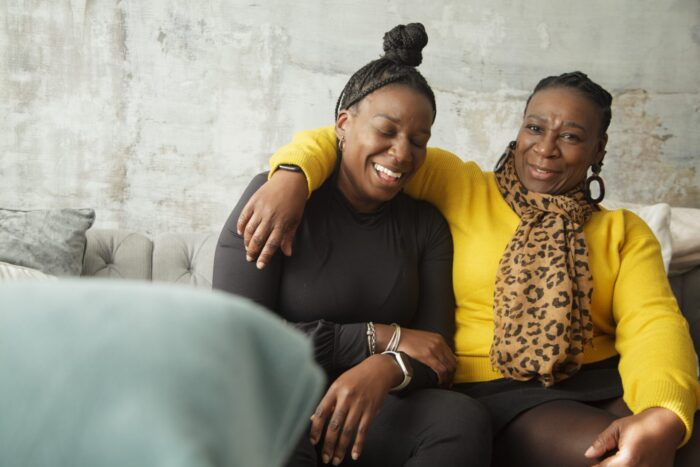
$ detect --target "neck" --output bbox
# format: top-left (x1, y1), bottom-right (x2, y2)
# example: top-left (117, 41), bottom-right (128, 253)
top-left (335, 168), bottom-right (383, 213)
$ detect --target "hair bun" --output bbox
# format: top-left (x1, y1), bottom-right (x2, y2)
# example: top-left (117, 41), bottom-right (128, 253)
top-left (382, 23), bottom-right (428, 67)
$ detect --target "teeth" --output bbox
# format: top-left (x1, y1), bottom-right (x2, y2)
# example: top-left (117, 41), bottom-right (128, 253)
top-left (374, 163), bottom-right (402, 179)
top-left (535, 167), bottom-right (552, 174)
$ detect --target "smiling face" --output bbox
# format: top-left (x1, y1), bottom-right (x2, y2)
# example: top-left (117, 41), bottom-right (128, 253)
top-left (335, 84), bottom-right (434, 212)
top-left (514, 87), bottom-right (608, 195)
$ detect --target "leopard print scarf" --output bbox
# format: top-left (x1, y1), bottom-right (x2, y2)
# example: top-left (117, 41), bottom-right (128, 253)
top-left (490, 144), bottom-right (594, 387)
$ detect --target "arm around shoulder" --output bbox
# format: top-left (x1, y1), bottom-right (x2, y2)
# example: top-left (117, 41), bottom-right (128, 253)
top-left (269, 125), bottom-right (338, 195)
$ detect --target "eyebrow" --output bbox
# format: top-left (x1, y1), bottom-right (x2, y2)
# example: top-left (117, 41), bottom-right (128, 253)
top-left (373, 114), bottom-right (431, 135)
top-left (526, 114), bottom-right (588, 133)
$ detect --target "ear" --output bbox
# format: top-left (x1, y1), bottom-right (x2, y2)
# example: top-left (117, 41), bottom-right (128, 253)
top-left (595, 133), bottom-right (608, 166)
top-left (335, 109), bottom-right (351, 141)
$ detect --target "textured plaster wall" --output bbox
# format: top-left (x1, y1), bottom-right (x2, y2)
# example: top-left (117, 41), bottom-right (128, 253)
top-left (1, 0), bottom-right (699, 234)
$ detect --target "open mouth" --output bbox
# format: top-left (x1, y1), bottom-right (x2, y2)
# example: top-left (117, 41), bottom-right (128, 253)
top-left (527, 163), bottom-right (560, 180)
top-left (534, 166), bottom-right (555, 174)
top-left (373, 162), bottom-right (403, 183)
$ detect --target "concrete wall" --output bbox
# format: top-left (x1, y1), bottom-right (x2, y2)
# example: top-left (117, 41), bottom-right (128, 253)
top-left (2, 0), bottom-right (698, 234)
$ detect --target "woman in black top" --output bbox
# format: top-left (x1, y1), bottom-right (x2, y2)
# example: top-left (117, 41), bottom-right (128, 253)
top-left (214, 23), bottom-right (490, 467)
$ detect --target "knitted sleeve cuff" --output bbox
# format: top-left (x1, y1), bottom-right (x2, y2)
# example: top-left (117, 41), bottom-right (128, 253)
top-left (625, 378), bottom-right (700, 446)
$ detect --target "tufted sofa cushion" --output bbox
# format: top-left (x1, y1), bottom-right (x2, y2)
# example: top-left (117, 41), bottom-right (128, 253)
top-left (83, 230), bottom-right (153, 280)
top-left (82, 230), bottom-right (216, 288)
top-left (153, 232), bottom-right (217, 287)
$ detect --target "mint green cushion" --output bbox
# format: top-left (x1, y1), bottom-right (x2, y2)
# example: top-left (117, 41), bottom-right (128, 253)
top-left (0, 280), bottom-right (324, 467)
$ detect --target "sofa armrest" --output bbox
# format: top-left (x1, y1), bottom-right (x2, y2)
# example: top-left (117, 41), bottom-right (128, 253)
top-left (670, 266), bottom-right (700, 356)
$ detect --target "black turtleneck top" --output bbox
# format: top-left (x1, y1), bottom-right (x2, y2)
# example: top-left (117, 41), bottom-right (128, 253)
top-left (213, 173), bottom-right (455, 391)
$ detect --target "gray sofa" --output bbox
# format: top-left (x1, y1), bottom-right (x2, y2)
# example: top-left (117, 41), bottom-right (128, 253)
top-left (82, 228), bottom-right (700, 355)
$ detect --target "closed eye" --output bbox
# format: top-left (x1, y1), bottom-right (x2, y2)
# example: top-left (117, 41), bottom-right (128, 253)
top-left (561, 133), bottom-right (581, 142)
top-left (375, 127), bottom-right (396, 137)
top-left (526, 124), bottom-right (543, 133)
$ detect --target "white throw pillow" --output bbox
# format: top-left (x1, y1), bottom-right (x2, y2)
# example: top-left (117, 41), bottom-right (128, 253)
top-left (668, 207), bottom-right (700, 273)
top-left (602, 201), bottom-right (673, 273)
top-left (0, 261), bottom-right (56, 281)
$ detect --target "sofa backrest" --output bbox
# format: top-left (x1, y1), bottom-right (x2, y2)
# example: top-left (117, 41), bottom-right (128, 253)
top-left (82, 229), bottom-right (700, 356)
top-left (82, 229), bottom-right (217, 288)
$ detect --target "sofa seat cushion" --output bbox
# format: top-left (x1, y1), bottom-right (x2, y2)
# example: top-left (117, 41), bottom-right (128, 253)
top-left (0, 280), bottom-right (324, 467)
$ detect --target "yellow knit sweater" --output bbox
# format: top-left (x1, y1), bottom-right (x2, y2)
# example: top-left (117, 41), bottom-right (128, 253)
top-left (270, 125), bottom-right (700, 442)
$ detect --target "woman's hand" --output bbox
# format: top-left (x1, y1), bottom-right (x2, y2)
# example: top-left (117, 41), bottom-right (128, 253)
top-left (585, 407), bottom-right (686, 466)
top-left (310, 354), bottom-right (402, 465)
top-left (379, 325), bottom-right (456, 386)
top-left (236, 170), bottom-right (308, 269)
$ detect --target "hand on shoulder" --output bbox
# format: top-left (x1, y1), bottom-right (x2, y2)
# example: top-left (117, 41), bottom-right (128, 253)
top-left (236, 169), bottom-right (308, 269)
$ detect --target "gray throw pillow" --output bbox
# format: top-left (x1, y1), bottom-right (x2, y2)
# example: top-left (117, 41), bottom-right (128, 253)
top-left (0, 208), bottom-right (95, 276)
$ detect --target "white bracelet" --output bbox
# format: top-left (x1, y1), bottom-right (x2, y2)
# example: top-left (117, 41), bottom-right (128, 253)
top-left (382, 351), bottom-right (413, 392)
top-left (386, 323), bottom-right (401, 352)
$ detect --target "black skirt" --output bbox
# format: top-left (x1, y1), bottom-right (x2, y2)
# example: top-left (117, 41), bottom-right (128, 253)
top-left (453, 356), bottom-right (623, 433)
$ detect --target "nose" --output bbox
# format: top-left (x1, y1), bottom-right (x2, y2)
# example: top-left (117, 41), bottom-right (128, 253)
top-left (533, 133), bottom-right (559, 158)
top-left (389, 138), bottom-right (412, 167)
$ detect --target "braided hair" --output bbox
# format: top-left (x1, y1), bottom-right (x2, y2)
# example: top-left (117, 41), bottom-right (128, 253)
top-left (525, 71), bottom-right (613, 135)
top-left (334, 23), bottom-right (436, 122)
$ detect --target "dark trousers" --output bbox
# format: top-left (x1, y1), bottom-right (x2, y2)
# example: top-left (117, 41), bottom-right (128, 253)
top-left (286, 388), bottom-right (492, 467)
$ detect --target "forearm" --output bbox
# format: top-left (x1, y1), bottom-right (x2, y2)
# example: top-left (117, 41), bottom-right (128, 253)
top-left (269, 126), bottom-right (338, 195)
top-left (357, 323), bottom-right (438, 392)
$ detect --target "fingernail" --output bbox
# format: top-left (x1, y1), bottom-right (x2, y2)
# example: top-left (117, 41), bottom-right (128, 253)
top-left (584, 446), bottom-right (594, 457)
top-left (309, 436), bottom-right (317, 445)
top-left (321, 454), bottom-right (330, 464)
top-left (246, 255), bottom-right (253, 262)
top-left (332, 457), bottom-right (341, 465)
top-left (236, 228), bottom-right (241, 235)
top-left (256, 261), bottom-right (265, 270)
top-left (352, 451), bottom-right (359, 460)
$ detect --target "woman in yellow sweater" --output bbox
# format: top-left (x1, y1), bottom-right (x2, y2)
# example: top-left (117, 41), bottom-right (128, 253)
top-left (238, 72), bottom-right (700, 466)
